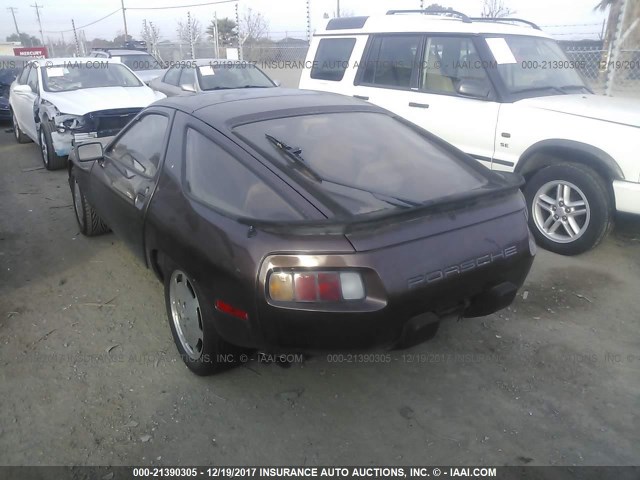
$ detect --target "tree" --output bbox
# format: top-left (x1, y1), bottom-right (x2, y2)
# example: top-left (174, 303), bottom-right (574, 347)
top-left (425, 4), bottom-right (453, 12)
top-left (113, 34), bottom-right (133, 46)
top-left (177, 14), bottom-right (203, 45)
top-left (206, 17), bottom-right (238, 47)
top-left (86, 38), bottom-right (116, 48)
top-left (239, 7), bottom-right (269, 45)
top-left (481, 0), bottom-right (515, 18)
top-left (6, 33), bottom-right (41, 47)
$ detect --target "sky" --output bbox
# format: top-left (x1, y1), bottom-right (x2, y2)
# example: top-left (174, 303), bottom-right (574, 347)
top-left (0, 0), bottom-right (609, 45)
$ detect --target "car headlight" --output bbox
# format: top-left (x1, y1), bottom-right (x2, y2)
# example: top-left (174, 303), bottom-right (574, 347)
top-left (268, 270), bottom-right (365, 303)
top-left (56, 114), bottom-right (86, 132)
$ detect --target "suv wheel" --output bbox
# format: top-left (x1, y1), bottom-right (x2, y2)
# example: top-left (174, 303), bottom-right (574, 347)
top-left (524, 163), bottom-right (612, 255)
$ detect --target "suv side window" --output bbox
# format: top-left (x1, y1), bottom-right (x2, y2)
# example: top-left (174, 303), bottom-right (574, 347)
top-left (163, 67), bottom-right (182, 86)
top-left (421, 36), bottom-right (491, 96)
top-left (107, 114), bottom-right (169, 177)
top-left (361, 34), bottom-right (422, 89)
top-left (184, 128), bottom-right (302, 221)
top-left (310, 38), bottom-right (356, 81)
top-left (26, 66), bottom-right (38, 92)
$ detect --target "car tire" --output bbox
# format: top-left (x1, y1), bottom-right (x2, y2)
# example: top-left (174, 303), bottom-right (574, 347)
top-left (40, 122), bottom-right (67, 170)
top-left (70, 169), bottom-right (110, 236)
top-left (164, 265), bottom-right (240, 376)
top-left (12, 111), bottom-right (31, 144)
top-left (524, 163), bottom-right (612, 256)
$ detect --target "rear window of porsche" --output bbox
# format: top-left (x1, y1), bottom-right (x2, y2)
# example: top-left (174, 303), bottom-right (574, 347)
top-left (235, 112), bottom-right (488, 216)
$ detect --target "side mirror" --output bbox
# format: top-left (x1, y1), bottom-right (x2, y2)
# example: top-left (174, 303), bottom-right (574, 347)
top-left (180, 83), bottom-right (196, 92)
top-left (13, 84), bottom-right (32, 94)
top-left (456, 79), bottom-right (491, 99)
top-left (76, 142), bottom-right (104, 162)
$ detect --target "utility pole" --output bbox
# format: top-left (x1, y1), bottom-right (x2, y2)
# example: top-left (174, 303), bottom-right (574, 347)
top-left (72, 19), bottom-right (80, 56)
top-left (420, 0), bottom-right (424, 9)
top-left (7, 7), bottom-right (21, 37)
top-left (121, 0), bottom-right (129, 41)
top-left (336, 0), bottom-right (340, 18)
top-left (31, 3), bottom-right (45, 46)
top-left (47, 36), bottom-right (55, 56)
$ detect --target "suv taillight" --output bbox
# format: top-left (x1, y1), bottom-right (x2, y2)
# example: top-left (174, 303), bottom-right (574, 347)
top-left (268, 271), bottom-right (365, 303)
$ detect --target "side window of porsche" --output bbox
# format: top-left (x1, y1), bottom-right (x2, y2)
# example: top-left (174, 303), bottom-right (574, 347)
top-left (183, 127), bottom-right (303, 221)
top-left (108, 114), bottom-right (169, 177)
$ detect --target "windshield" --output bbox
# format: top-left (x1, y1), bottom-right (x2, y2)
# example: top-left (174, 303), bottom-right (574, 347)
top-left (196, 64), bottom-right (274, 90)
top-left (235, 112), bottom-right (488, 217)
top-left (42, 63), bottom-right (142, 92)
top-left (487, 36), bottom-right (589, 95)
top-left (113, 54), bottom-right (163, 71)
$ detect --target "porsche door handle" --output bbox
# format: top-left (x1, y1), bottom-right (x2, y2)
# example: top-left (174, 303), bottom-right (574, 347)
top-left (408, 102), bottom-right (430, 109)
top-left (134, 187), bottom-right (150, 209)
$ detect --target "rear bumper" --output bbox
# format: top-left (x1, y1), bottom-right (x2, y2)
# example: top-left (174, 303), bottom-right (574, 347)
top-left (213, 235), bottom-right (535, 353)
top-left (614, 180), bottom-right (640, 215)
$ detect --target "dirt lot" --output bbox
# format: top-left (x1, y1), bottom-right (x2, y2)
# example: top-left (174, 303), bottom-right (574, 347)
top-left (0, 123), bottom-right (639, 467)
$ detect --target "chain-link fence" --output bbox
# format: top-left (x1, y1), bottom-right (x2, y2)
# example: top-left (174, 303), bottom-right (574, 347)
top-left (564, 46), bottom-right (640, 97)
top-left (62, 37), bottom-right (638, 95)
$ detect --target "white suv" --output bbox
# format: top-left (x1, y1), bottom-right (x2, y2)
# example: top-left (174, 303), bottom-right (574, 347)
top-left (299, 10), bottom-right (640, 255)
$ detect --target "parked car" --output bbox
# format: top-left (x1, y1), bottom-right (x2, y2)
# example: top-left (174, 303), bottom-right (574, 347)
top-left (68, 88), bottom-right (535, 375)
top-left (299, 10), bottom-right (640, 255)
top-left (10, 57), bottom-right (165, 170)
top-left (0, 56), bottom-right (29, 121)
top-left (149, 59), bottom-right (276, 97)
top-left (89, 48), bottom-right (165, 84)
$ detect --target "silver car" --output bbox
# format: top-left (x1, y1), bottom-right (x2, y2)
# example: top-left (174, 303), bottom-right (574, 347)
top-left (89, 49), bottom-right (166, 84)
top-left (149, 58), bottom-right (277, 97)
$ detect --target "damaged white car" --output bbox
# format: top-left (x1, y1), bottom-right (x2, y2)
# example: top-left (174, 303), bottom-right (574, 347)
top-left (9, 58), bottom-right (165, 170)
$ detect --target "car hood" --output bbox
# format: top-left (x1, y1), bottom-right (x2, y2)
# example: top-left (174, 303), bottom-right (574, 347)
top-left (44, 86), bottom-right (164, 116)
top-left (516, 94), bottom-right (640, 128)
top-left (135, 69), bottom-right (166, 83)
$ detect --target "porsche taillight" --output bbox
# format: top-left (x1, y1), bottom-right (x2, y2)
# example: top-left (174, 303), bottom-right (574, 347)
top-left (268, 271), bottom-right (365, 303)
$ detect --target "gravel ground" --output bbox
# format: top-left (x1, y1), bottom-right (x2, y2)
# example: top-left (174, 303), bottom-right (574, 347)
top-left (0, 123), bottom-right (639, 467)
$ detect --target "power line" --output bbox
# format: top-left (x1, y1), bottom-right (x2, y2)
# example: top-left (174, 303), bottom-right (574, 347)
top-left (43, 9), bottom-right (121, 33)
top-left (127, 0), bottom-right (236, 10)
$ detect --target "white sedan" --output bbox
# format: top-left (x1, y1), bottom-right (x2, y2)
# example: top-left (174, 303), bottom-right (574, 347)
top-left (10, 57), bottom-right (165, 170)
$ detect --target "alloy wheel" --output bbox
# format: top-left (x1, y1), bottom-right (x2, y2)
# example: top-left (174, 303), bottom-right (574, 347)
top-left (533, 180), bottom-right (590, 244)
top-left (169, 270), bottom-right (204, 360)
top-left (40, 129), bottom-right (49, 167)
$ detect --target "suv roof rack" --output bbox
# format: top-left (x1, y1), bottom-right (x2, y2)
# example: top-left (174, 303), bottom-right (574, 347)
top-left (469, 17), bottom-right (541, 30)
top-left (386, 9), bottom-right (472, 23)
